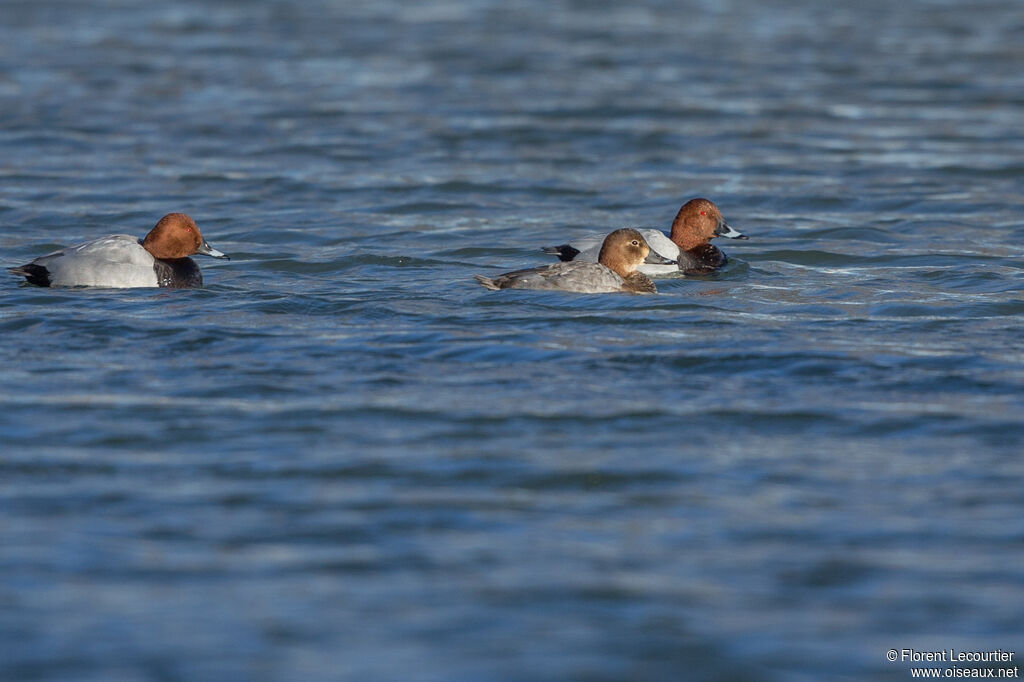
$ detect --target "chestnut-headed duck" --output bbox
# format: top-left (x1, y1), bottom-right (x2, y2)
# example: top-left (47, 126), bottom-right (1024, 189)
top-left (475, 228), bottom-right (674, 294)
top-left (543, 198), bottom-right (747, 276)
top-left (10, 213), bottom-right (229, 288)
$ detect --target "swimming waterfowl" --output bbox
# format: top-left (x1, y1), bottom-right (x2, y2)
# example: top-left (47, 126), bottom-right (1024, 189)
top-left (543, 198), bottom-right (747, 276)
top-left (10, 213), bottom-right (229, 288)
top-left (476, 228), bottom-right (673, 294)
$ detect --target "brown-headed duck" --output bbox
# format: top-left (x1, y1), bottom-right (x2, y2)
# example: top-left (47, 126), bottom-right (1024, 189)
top-left (543, 198), bottom-right (747, 276)
top-left (10, 213), bottom-right (229, 288)
top-left (476, 228), bottom-right (674, 294)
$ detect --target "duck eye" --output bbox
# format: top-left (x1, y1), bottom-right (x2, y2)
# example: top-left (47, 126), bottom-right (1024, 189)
top-left (631, 240), bottom-right (639, 246)
top-left (700, 210), bottom-right (707, 217)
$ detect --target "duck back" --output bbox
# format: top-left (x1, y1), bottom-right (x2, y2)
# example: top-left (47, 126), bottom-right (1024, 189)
top-left (24, 235), bottom-right (159, 288)
top-left (477, 260), bottom-right (628, 293)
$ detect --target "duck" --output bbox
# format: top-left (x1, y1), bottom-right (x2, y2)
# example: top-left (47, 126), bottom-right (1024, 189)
top-left (543, 198), bottom-right (747, 276)
top-left (475, 228), bottom-right (674, 294)
top-left (9, 213), bottom-right (229, 288)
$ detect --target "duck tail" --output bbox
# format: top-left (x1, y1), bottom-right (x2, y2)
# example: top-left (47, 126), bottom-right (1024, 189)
top-left (474, 274), bottom-right (501, 290)
top-left (541, 244), bottom-right (580, 262)
top-left (9, 264), bottom-right (51, 287)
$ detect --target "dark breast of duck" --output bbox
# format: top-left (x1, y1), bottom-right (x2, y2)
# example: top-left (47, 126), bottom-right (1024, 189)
top-left (680, 244), bottom-right (727, 275)
top-left (622, 271), bottom-right (657, 293)
top-left (154, 257), bottom-right (203, 288)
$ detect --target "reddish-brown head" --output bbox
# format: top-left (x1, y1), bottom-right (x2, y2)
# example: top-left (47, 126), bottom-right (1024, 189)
top-left (142, 213), bottom-right (228, 260)
top-left (668, 198), bottom-right (746, 249)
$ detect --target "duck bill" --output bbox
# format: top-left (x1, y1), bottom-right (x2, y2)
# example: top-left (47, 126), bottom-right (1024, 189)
top-left (715, 220), bottom-right (748, 240)
top-left (197, 240), bottom-right (230, 259)
top-left (643, 251), bottom-right (677, 265)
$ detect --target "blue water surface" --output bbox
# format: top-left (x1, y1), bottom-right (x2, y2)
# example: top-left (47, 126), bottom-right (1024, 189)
top-left (2, 1), bottom-right (1023, 680)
